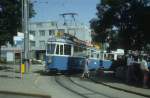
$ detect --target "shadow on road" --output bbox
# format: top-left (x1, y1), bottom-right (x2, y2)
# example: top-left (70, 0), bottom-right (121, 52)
top-left (0, 66), bottom-right (13, 70)
top-left (0, 74), bottom-right (20, 79)
top-left (0, 91), bottom-right (51, 98)
top-left (33, 70), bottom-right (61, 76)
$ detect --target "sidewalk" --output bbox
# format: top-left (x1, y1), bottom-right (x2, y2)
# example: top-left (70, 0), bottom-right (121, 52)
top-left (0, 65), bottom-right (51, 98)
top-left (90, 71), bottom-right (150, 98)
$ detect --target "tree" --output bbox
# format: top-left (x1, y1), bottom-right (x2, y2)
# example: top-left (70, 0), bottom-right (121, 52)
top-left (0, 0), bottom-right (35, 46)
top-left (90, 0), bottom-right (150, 51)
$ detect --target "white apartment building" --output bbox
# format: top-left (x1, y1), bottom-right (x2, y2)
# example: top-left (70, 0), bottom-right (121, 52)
top-left (1, 21), bottom-right (92, 62)
top-left (29, 21), bottom-right (91, 50)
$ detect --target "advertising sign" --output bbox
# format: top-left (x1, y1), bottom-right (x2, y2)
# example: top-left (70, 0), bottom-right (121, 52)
top-left (6, 52), bottom-right (14, 62)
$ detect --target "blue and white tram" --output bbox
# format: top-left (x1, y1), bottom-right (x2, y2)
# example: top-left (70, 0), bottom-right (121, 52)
top-left (45, 37), bottom-right (73, 72)
top-left (87, 49), bottom-right (113, 70)
top-left (86, 48), bottom-right (100, 70)
top-left (45, 36), bottom-right (86, 73)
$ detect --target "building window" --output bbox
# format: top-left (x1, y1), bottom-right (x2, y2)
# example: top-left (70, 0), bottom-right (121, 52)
top-left (49, 30), bottom-right (55, 36)
top-left (58, 29), bottom-right (65, 33)
top-left (51, 22), bottom-right (56, 26)
top-left (39, 30), bottom-right (45, 36)
top-left (30, 31), bottom-right (35, 36)
top-left (39, 40), bottom-right (45, 48)
top-left (30, 41), bottom-right (36, 47)
top-left (36, 23), bottom-right (43, 28)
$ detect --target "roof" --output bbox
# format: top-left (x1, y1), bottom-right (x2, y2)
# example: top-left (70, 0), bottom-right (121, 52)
top-left (47, 36), bottom-right (73, 44)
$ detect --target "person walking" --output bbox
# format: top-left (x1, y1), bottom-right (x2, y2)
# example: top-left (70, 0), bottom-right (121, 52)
top-left (126, 54), bottom-right (134, 84)
top-left (81, 56), bottom-right (90, 78)
top-left (140, 56), bottom-right (149, 88)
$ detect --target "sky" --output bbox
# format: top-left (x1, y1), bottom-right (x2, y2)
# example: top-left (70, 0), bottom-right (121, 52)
top-left (31, 0), bottom-right (100, 25)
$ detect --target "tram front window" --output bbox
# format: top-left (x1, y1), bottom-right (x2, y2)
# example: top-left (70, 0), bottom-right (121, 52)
top-left (64, 45), bottom-right (71, 55)
top-left (60, 45), bottom-right (63, 55)
top-left (47, 44), bottom-right (55, 54)
top-left (56, 44), bottom-right (59, 54)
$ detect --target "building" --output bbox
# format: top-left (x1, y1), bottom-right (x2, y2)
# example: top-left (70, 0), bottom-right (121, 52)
top-left (1, 21), bottom-right (92, 62)
top-left (29, 21), bottom-right (91, 50)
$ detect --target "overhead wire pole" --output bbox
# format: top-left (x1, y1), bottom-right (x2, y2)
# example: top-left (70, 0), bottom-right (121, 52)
top-left (23, 0), bottom-right (30, 73)
top-left (27, 0), bottom-right (31, 72)
top-left (21, 0), bottom-right (24, 67)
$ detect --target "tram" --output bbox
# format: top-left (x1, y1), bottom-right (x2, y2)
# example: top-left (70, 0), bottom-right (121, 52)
top-left (45, 35), bottom-right (87, 73)
top-left (45, 33), bottom-right (124, 73)
top-left (87, 49), bottom-right (113, 70)
top-left (86, 48), bottom-right (100, 70)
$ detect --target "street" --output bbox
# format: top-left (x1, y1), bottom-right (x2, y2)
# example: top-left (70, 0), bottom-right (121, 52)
top-left (35, 75), bottom-right (147, 98)
top-left (0, 64), bottom-right (148, 98)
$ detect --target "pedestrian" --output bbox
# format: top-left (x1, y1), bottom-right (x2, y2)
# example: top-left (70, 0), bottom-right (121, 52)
top-left (140, 56), bottom-right (149, 88)
top-left (81, 56), bottom-right (90, 78)
top-left (126, 54), bottom-right (134, 84)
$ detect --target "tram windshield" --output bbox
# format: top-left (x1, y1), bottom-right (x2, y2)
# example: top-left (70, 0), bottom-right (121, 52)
top-left (47, 44), bottom-right (56, 54)
top-left (54, 43), bottom-right (72, 56)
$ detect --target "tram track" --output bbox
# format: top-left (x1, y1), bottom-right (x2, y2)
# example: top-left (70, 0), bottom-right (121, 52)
top-left (55, 76), bottom-right (88, 98)
top-left (55, 76), bottom-right (118, 98)
top-left (68, 77), bottom-right (117, 98)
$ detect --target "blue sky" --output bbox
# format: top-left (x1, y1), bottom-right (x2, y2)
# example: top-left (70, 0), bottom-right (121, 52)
top-left (31, 0), bottom-right (100, 25)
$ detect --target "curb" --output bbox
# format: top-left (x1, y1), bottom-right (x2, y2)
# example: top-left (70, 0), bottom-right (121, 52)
top-left (90, 77), bottom-right (150, 98)
top-left (0, 90), bottom-right (51, 98)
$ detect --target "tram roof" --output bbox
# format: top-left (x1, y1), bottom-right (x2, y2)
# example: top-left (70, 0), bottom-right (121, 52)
top-left (47, 35), bottom-right (87, 47)
top-left (47, 37), bottom-right (74, 44)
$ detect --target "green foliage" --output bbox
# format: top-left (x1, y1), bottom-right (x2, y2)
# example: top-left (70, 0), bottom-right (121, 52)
top-left (0, 0), bottom-right (35, 45)
top-left (90, 0), bottom-right (150, 51)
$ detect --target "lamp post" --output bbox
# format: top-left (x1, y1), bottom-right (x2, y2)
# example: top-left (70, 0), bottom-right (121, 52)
top-left (22, 0), bottom-right (30, 72)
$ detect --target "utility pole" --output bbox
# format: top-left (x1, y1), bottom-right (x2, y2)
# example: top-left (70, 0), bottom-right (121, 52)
top-left (23, 0), bottom-right (29, 72)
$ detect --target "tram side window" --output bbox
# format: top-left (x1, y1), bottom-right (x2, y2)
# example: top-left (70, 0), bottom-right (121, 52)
top-left (78, 47), bottom-right (82, 52)
top-left (47, 44), bottom-right (55, 54)
top-left (104, 54), bottom-right (108, 60)
top-left (64, 45), bottom-right (71, 55)
top-left (74, 45), bottom-right (78, 52)
top-left (108, 54), bottom-right (114, 60)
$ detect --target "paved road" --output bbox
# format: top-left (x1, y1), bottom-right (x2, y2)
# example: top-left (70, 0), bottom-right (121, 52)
top-left (0, 93), bottom-right (49, 98)
top-left (34, 74), bottom-right (147, 98)
top-left (0, 64), bottom-right (148, 98)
